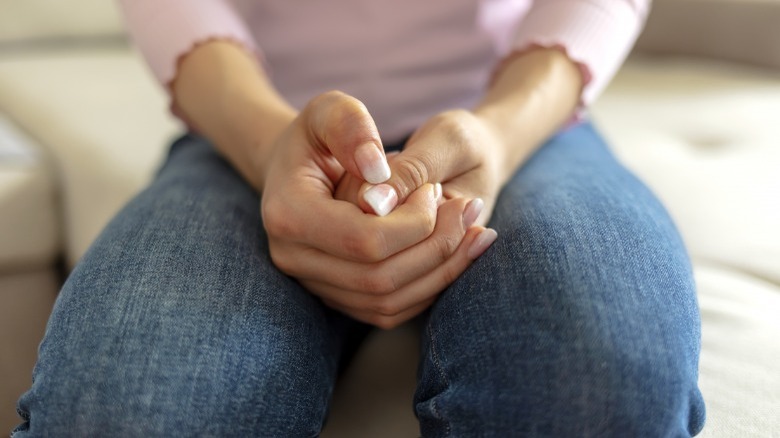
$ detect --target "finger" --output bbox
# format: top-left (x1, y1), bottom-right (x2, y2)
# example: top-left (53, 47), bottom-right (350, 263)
top-left (334, 152), bottom-right (406, 210)
top-left (320, 296), bottom-right (436, 330)
top-left (264, 183), bottom-right (440, 263)
top-left (277, 197), bottom-right (481, 294)
top-left (306, 227), bottom-right (482, 316)
top-left (333, 172), bottom-right (364, 205)
top-left (305, 90), bottom-right (391, 184)
top-left (359, 110), bottom-right (484, 214)
top-left (305, 225), bottom-right (488, 317)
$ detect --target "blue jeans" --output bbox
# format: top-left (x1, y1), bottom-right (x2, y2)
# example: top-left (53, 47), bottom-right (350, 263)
top-left (14, 122), bottom-right (705, 437)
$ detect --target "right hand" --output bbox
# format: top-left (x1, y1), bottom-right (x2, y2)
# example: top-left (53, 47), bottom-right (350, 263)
top-left (261, 91), bottom-right (490, 328)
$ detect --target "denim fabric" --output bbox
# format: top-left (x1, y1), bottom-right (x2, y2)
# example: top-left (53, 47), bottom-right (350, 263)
top-left (13, 122), bottom-right (705, 437)
top-left (415, 123), bottom-right (705, 437)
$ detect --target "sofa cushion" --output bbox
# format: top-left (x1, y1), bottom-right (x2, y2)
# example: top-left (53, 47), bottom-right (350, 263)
top-left (591, 57), bottom-right (780, 287)
top-left (0, 0), bottom-right (123, 44)
top-left (0, 116), bottom-right (58, 269)
top-left (636, 0), bottom-right (780, 70)
top-left (694, 262), bottom-right (780, 436)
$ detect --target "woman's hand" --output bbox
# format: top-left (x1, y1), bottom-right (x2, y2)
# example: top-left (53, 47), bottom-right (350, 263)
top-left (266, 48), bottom-right (584, 328)
top-left (358, 109), bottom-right (507, 228)
top-left (175, 42), bottom-right (576, 328)
top-left (355, 48), bottom-right (584, 227)
top-left (261, 91), bottom-right (487, 328)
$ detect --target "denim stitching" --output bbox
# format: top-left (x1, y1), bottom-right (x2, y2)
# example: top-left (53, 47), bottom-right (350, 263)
top-left (15, 406), bottom-right (29, 422)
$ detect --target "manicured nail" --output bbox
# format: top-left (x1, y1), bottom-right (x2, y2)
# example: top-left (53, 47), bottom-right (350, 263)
top-left (355, 142), bottom-right (391, 184)
top-left (468, 228), bottom-right (497, 260)
top-left (433, 183), bottom-right (443, 202)
top-left (363, 184), bottom-right (398, 216)
top-left (462, 198), bottom-right (484, 229)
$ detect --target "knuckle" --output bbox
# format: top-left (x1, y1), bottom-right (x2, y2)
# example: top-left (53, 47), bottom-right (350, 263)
top-left (268, 246), bottom-right (295, 275)
top-left (434, 109), bottom-right (470, 134)
top-left (395, 156), bottom-right (431, 196)
top-left (322, 89), bottom-right (346, 100)
top-left (310, 91), bottom-right (376, 149)
top-left (262, 199), bottom-right (298, 238)
top-left (419, 205), bottom-right (437, 236)
top-left (371, 296), bottom-right (402, 317)
top-left (371, 303), bottom-right (393, 318)
top-left (340, 233), bottom-right (368, 260)
top-left (337, 95), bottom-right (368, 119)
top-left (307, 90), bottom-right (363, 135)
top-left (342, 227), bottom-right (389, 262)
top-left (372, 315), bottom-right (402, 330)
top-left (433, 234), bottom-right (460, 265)
top-left (311, 89), bottom-right (346, 109)
top-left (322, 92), bottom-right (367, 125)
top-left (437, 110), bottom-right (481, 161)
top-left (355, 271), bottom-right (397, 295)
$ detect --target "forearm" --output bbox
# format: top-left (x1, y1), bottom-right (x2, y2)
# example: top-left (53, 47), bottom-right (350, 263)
top-left (173, 41), bottom-right (297, 191)
top-left (473, 48), bottom-right (583, 185)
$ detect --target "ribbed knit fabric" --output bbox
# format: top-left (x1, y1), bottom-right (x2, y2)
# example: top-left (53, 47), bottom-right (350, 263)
top-left (512, 0), bottom-right (649, 104)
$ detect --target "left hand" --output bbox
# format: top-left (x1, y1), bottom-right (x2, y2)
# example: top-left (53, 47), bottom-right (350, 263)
top-left (339, 109), bottom-right (507, 226)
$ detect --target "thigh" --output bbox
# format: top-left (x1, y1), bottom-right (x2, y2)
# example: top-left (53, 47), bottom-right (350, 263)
top-left (415, 122), bottom-right (706, 437)
top-left (14, 134), bottom-right (365, 437)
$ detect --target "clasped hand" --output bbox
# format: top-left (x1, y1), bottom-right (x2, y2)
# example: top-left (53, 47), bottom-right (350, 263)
top-left (261, 91), bottom-right (499, 329)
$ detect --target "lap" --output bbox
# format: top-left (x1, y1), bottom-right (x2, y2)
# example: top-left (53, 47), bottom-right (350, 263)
top-left (15, 125), bottom-right (705, 436)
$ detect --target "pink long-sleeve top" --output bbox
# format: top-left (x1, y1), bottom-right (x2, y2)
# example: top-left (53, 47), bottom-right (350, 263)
top-left (119, 0), bottom-right (649, 143)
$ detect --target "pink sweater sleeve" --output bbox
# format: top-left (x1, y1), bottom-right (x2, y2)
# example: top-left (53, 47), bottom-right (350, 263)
top-left (117, 0), bottom-right (259, 90)
top-left (512, 0), bottom-right (650, 105)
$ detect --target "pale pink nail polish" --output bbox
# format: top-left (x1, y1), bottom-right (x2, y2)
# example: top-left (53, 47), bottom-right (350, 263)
top-left (462, 198), bottom-right (484, 229)
top-left (355, 142), bottom-right (391, 184)
top-left (433, 183), bottom-right (443, 202)
top-left (363, 184), bottom-right (398, 216)
top-left (467, 228), bottom-right (497, 260)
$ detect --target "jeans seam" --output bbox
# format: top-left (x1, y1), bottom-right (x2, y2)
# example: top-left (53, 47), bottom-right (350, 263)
top-left (426, 321), bottom-right (451, 437)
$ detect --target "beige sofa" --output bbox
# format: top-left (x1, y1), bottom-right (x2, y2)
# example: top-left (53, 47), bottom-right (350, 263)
top-left (0, 1), bottom-right (778, 436)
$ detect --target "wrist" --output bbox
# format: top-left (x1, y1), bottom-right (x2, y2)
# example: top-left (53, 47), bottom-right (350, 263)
top-left (220, 89), bottom-right (297, 191)
top-left (173, 40), bottom-right (297, 192)
top-left (472, 48), bottom-right (582, 184)
top-left (470, 109), bottom-right (525, 186)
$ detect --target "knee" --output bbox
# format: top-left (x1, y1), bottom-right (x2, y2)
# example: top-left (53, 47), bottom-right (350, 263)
top-left (546, 331), bottom-right (706, 436)
top-left (14, 328), bottom-right (334, 436)
top-left (416, 318), bottom-right (705, 437)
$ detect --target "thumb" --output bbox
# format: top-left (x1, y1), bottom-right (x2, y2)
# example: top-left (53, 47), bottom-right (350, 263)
top-left (360, 146), bottom-right (447, 216)
top-left (304, 90), bottom-right (391, 184)
top-left (360, 110), bottom-right (485, 216)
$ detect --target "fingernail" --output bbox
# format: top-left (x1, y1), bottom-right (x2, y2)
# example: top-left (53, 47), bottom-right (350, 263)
top-left (355, 142), bottom-right (391, 184)
top-left (462, 198), bottom-right (484, 229)
top-left (467, 228), bottom-right (497, 260)
top-left (363, 184), bottom-right (398, 216)
top-left (433, 183), bottom-right (443, 202)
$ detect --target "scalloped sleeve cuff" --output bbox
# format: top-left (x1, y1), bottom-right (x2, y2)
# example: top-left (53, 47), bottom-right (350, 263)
top-left (118, 0), bottom-right (260, 91)
top-left (511, 0), bottom-right (650, 106)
